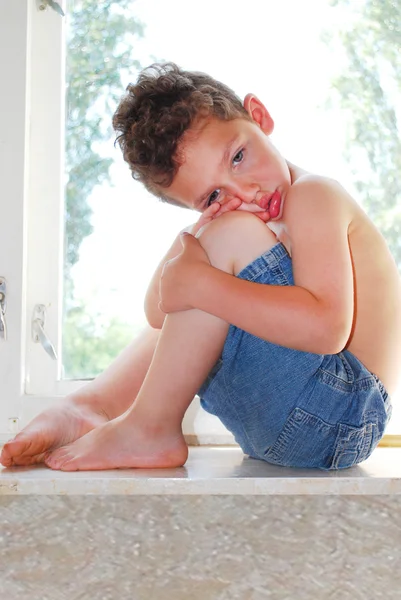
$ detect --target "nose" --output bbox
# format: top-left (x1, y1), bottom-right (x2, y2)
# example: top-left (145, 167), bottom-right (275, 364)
top-left (227, 181), bottom-right (259, 204)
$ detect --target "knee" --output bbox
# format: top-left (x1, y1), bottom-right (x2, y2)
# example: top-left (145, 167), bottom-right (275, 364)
top-left (196, 211), bottom-right (278, 274)
top-left (196, 210), bottom-right (264, 248)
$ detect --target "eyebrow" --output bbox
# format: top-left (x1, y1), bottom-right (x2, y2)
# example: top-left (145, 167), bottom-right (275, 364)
top-left (193, 134), bottom-right (239, 209)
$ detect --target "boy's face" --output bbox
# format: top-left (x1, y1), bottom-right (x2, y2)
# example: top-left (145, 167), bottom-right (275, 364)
top-left (164, 97), bottom-right (291, 221)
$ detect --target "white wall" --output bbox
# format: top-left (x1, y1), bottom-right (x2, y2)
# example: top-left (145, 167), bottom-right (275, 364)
top-left (0, 0), bottom-right (30, 435)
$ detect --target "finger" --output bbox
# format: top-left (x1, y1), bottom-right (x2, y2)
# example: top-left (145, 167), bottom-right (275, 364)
top-left (180, 231), bottom-right (199, 246)
top-left (197, 203), bottom-right (220, 225)
top-left (181, 232), bottom-right (209, 260)
top-left (214, 198), bottom-right (242, 217)
top-left (254, 211), bottom-right (271, 223)
top-left (202, 202), bottom-right (221, 218)
top-left (191, 203), bottom-right (221, 235)
top-left (158, 300), bottom-right (166, 313)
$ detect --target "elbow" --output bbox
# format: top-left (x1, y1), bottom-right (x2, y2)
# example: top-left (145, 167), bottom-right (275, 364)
top-left (145, 312), bottom-right (164, 329)
top-left (144, 298), bottom-right (165, 330)
top-left (144, 307), bottom-right (164, 330)
top-left (325, 339), bottom-right (347, 355)
top-left (313, 338), bottom-right (345, 356)
top-left (146, 314), bottom-right (164, 330)
top-left (315, 318), bottom-right (352, 355)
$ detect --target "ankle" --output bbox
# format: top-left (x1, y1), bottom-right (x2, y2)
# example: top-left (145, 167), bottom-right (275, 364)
top-left (128, 407), bottom-right (183, 438)
top-left (68, 388), bottom-right (111, 417)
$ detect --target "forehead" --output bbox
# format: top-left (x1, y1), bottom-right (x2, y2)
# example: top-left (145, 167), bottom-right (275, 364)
top-left (179, 117), bottom-right (240, 154)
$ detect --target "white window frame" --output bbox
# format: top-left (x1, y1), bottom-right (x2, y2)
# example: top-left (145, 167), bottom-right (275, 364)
top-left (0, 1), bottom-right (398, 446)
top-left (0, 0), bottom-right (230, 444)
top-left (0, 0), bottom-right (32, 441)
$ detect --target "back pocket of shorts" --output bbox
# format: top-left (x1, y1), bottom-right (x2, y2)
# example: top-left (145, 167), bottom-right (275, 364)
top-left (331, 420), bottom-right (376, 470)
top-left (264, 407), bottom-right (339, 469)
top-left (264, 407), bottom-right (377, 470)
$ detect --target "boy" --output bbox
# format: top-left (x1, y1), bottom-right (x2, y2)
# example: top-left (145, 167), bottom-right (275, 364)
top-left (1, 62), bottom-right (400, 471)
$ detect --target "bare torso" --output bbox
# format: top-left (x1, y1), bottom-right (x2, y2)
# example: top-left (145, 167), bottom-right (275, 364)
top-left (269, 168), bottom-right (401, 397)
top-left (343, 205), bottom-right (401, 396)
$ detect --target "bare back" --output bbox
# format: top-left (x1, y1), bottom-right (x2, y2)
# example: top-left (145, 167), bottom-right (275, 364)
top-left (271, 169), bottom-right (401, 397)
top-left (346, 204), bottom-right (401, 396)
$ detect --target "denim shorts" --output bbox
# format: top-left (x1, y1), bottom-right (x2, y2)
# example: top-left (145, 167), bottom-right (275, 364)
top-left (198, 242), bottom-right (392, 470)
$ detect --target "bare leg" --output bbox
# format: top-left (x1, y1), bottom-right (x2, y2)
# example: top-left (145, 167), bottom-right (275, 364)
top-left (45, 309), bottom-right (229, 470)
top-left (0, 326), bottom-right (161, 466)
top-left (44, 212), bottom-right (279, 471)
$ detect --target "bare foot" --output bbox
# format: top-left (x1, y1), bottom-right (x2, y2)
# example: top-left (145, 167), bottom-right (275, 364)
top-left (44, 413), bottom-right (188, 471)
top-left (0, 398), bottom-right (109, 467)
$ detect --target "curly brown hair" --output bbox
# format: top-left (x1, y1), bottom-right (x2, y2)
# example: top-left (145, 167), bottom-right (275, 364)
top-left (112, 62), bottom-right (249, 206)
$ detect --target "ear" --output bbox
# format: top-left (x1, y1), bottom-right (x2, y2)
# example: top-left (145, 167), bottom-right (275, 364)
top-left (243, 94), bottom-right (274, 134)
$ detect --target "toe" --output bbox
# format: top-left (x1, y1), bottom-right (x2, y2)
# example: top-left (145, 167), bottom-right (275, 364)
top-left (1, 436), bottom-right (46, 466)
top-left (59, 458), bottom-right (81, 471)
top-left (16, 452), bottom-right (49, 466)
top-left (5, 446), bottom-right (50, 467)
top-left (0, 439), bottom-right (28, 466)
top-left (0, 454), bottom-right (13, 467)
top-left (44, 447), bottom-right (72, 470)
top-left (0, 445), bottom-right (12, 466)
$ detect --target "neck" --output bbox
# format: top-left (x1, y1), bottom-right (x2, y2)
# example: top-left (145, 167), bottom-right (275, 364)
top-left (286, 161), bottom-right (308, 184)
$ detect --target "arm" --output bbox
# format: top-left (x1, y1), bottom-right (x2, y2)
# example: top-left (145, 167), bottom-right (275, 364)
top-left (162, 178), bottom-right (355, 354)
top-left (190, 270), bottom-right (341, 354)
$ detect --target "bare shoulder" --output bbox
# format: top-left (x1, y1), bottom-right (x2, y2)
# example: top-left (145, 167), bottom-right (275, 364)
top-left (290, 172), bottom-right (348, 195)
top-left (284, 174), bottom-right (355, 233)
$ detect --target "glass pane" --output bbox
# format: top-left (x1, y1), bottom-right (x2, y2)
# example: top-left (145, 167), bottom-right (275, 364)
top-left (62, 0), bottom-right (401, 432)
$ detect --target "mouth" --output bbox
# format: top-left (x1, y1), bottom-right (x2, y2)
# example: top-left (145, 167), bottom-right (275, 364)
top-left (260, 190), bottom-right (282, 218)
top-left (268, 190), bottom-right (281, 219)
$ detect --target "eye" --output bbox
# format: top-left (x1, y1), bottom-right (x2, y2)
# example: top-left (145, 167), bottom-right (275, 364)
top-left (207, 189), bottom-right (221, 207)
top-left (232, 149), bottom-right (244, 165)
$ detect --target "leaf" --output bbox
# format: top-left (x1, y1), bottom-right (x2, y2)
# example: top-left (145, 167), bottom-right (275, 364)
top-left (47, 0), bottom-right (65, 16)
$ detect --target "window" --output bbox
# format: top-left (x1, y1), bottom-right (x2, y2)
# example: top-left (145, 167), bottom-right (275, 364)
top-left (0, 0), bottom-right (400, 441)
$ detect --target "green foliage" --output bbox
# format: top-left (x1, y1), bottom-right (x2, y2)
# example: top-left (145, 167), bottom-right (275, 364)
top-left (63, 0), bottom-right (146, 378)
top-left (65, 0), bottom-right (144, 271)
top-left (63, 305), bottom-right (143, 379)
top-left (329, 0), bottom-right (401, 268)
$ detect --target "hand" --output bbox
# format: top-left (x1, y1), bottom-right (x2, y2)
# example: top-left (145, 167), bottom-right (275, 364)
top-left (157, 198), bottom-right (240, 313)
top-left (187, 198), bottom-right (272, 233)
top-left (187, 197), bottom-right (243, 236)
top-left (159, 232), bottom-right (211, 314)
top-left (236, 202), bottom-right (272, 223)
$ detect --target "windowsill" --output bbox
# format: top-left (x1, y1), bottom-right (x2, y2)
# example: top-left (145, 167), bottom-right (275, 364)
top-left (0, 446), bottom-right (400, 495)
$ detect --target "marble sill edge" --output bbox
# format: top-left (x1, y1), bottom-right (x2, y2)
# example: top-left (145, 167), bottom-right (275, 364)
top-left (0, 433), bottom-right (400, 458)
top-left (1, 434), bottom-right (400, 447)
top-left (185, 434), bottom-right (401, 447)
top-left (1, 447), bottom-right (401, 496)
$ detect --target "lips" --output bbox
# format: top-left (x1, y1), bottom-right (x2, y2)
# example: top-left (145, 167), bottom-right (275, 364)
top-left (268, 190), bottom-right (281, 219)
top-left (258, 190), bottom-right (281, 218)
top-left (259, 194), bottom-right (272, 209)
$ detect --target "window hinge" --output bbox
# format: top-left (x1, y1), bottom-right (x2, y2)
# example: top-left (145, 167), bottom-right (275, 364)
top-left (37, 0), bottom-right (65, 17)
top-left (0, 277), bottom-right (7, 341)
top-left (32, 304), bottom-right (58, 360)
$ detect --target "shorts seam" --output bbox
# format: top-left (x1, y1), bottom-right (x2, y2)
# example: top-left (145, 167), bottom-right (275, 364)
top-left (236, 243), bottom-right (293, 287)
top-left (317, 368), bottom-right (377, 392)
top-left (221, 368), bottom-right (261, 459)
